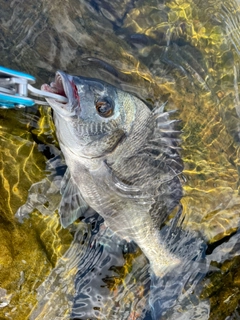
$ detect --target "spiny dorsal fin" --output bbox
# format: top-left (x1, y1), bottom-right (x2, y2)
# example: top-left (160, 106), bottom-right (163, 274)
top-left (152, 102), bottom-right (182, 151)
top-left (138, 102), bottom-right (183, 227)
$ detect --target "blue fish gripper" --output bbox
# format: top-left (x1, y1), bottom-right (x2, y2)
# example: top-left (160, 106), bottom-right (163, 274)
top-left (0, 66), bottom-right (36, 108)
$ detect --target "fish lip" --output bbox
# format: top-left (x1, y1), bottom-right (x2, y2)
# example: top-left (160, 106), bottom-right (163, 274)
top-left (41, 70), bottom-right (79, 117)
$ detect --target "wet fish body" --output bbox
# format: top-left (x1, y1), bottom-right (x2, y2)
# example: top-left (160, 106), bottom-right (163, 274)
top-left (42, 71), bottom-right (183, 276)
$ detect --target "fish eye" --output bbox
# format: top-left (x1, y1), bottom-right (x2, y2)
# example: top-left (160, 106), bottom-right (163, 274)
top-left (95, 96), bottom-right (114, 118)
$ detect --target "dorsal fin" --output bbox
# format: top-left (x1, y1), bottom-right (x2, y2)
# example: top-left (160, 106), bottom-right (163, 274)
top-left (136, 102), bottom-right (183, 227)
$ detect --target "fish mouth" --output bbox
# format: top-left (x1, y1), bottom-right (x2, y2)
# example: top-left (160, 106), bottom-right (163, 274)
top-left (41, 71), bottom-right (79, 116)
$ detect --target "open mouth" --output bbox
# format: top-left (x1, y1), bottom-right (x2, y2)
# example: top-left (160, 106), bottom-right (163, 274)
top-left (41, 72), bottom-right (68, 103)
top-left (41, 71), bottom-right (80, 116)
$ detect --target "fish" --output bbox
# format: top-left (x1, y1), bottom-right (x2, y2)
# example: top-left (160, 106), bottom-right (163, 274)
top-left (41, 71), bottom-right (183, 277)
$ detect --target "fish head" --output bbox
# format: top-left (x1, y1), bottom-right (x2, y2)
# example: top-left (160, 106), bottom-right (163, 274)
top-left (42, 71), bottom-right (138, 158)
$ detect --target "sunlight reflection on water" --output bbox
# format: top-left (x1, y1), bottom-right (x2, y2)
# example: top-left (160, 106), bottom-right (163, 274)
top-left (1, 0), bottom-right (240, 319)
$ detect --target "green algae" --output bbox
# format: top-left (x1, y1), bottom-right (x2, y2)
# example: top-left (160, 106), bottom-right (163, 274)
top-left (0, 108), bottom-right (73, 319)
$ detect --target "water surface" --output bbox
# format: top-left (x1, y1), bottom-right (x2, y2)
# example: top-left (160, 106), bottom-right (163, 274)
top-left (1, 0), bottom-right (240, 319)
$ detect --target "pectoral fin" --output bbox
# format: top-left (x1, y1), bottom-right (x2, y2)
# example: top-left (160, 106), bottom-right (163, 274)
top-left (59, 168), bottom-right (92, 228)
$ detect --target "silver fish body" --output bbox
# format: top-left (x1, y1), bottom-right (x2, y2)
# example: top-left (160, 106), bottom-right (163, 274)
top-left (42, 71), bottom-right (183, 276)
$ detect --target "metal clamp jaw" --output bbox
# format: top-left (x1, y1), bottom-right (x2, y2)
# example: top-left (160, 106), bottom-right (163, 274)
top-left (0, 66), bottom-right (68, 108)
top-left (0, 66), bottom-right (36, 108)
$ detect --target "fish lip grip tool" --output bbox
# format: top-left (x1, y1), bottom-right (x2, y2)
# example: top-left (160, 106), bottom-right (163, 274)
top-left (0, 66), bottom-right (68, 108)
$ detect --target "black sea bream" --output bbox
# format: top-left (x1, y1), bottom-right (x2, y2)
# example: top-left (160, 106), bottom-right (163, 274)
top-left (42, 71), bottom-right (183, 277)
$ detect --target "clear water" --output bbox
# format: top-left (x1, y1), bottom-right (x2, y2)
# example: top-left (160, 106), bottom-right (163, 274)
top-left (1, 0), bottom-right (240, 319)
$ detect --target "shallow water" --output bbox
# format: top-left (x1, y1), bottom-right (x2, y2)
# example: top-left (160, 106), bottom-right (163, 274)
top-left (1, 0), bottom-right (240, 319)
